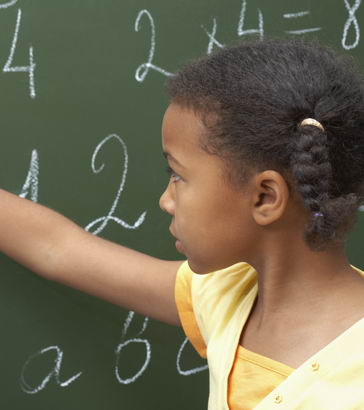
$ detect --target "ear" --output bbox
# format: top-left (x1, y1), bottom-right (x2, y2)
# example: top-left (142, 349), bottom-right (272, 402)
top-left (250, 170), bottom-right (290, 226)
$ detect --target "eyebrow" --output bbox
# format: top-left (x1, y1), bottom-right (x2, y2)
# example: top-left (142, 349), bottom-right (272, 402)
top-left (162, 151), bottom-right (185, 168)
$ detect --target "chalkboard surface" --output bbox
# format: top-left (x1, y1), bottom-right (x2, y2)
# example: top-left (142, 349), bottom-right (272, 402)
top-left (0, 1), bottom-right (363, 409)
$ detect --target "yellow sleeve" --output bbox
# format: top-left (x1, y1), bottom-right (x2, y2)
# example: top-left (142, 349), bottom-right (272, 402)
top-left (175, 261), bottom-right (207, 358)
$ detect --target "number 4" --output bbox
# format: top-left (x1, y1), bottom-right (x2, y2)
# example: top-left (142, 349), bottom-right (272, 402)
top-left (237, 0), bottom-right (264, 40)
top-left (3, 8), bottom-right (36, 99)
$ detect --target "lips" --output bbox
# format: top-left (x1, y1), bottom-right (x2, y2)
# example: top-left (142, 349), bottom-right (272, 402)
top-left (175, 239), bottom-right (184, 253)
top-left (169, 226), bottom-right (185, 253)
top-left (169, 226), bottom-right (177, 240)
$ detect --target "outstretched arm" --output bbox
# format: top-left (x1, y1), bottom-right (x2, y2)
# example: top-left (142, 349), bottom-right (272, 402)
top-left (0, 189), bottom-right (183, 326)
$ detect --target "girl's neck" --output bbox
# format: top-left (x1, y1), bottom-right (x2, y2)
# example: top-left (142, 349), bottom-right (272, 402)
top-left (248, 240), bottom-right (364, 329)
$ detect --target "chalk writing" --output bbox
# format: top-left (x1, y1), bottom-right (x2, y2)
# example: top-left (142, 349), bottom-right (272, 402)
top-left (237, 0), bottom-right (264, 40)
top-left (19, 149), bottom-right (39, 202)
top-left (176, 337), bottom-right (208, 376)
top-left (283, 11), bottom-right (310, 18)
top-left (134, 9), bottom-right (174, 82)
top-left (201, 18), bottom-right (225, 54)
top-left (342, 0), bottom-right (361, 50)
top-left (84, 134), bottom-right (146, 235)
top-left (283, 10), bottom-right (322, 35)
top-left (115, 311), bottom-right (151, 384)
top-left (0, 0), bottom-right (18, 8)
top-left (20, 345), bottom-right (82, 394)
top-left (3, 8), bottom-right (36, 98)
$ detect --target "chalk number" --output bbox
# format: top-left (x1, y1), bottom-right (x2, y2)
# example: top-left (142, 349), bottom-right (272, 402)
top-left (3, 8), bottom-right (36, 98)
top-left (342, 0), bottom-right (361, 50)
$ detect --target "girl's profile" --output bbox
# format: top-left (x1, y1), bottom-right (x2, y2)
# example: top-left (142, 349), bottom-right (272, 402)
top-left (2, 37), bottom-right (364, 409)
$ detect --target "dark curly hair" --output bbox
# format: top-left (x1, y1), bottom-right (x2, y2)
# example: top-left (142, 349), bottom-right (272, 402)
top-left (166, 38), bottom-right (364, 252)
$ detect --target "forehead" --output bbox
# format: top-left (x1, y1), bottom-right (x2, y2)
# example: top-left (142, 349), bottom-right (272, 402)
top-left (161, 103), bottom-right (254, 191)
top-left (161, 103), bottom-right (206, 157)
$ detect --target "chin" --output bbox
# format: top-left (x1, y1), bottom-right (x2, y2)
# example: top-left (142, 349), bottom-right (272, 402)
top-left (188, 256), bottom-right (243, 275)
top-left (187, 259), bottom-right (227, 275)
top-left (185, 259), bottom-right (207, 274)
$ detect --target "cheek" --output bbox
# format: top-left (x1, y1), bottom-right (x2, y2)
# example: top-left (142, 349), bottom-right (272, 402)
top-left (176, 194), bottom-right (252, 273)
top-left (173, 191), bottom-right (212, 252)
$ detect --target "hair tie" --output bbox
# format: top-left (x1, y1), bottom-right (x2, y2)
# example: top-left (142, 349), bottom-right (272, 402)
top-left (299, 118), bottom-right (325, 132)
top-left (314, 212), bottom-right (324, 217)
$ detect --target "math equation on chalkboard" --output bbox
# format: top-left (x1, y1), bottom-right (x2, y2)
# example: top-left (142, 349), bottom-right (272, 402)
top-left (0, 0), bottom-right (361, 98)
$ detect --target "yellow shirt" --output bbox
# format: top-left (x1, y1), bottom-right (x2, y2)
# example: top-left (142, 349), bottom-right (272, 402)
top-left (228, 345), bottom-right (294, 409)
top-left (175, 260), bottom-right (364, 410)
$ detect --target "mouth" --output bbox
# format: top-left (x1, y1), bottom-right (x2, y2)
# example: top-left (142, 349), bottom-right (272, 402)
top-left (169, 226), bottom-right (184, 254)
top-left (169, 226), bottom-right (177, 239)
top-left (175, 239), bottom-right (184, 253)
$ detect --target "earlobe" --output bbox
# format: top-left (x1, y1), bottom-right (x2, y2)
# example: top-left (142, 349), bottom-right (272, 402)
top-left (251, 171), bottom-right (289, 226)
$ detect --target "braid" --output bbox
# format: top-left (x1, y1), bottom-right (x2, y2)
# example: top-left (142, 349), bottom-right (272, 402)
top-left (291, 124), bottom-right (360, 251)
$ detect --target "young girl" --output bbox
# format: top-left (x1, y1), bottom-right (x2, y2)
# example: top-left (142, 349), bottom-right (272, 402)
top-left (2, 37), bottom-right (364, 409)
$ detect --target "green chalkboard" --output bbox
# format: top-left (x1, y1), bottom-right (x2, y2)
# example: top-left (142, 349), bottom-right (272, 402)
top-left (0, 1), bottom-right (363, 409)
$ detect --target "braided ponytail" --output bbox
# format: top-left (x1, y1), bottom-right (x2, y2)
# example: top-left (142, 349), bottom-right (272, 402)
top-left (290, 123), bottom-right (360, 251)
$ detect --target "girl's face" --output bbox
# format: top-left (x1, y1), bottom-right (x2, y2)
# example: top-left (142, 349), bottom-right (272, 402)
top-left (159, 103), bottom-right (257, 274)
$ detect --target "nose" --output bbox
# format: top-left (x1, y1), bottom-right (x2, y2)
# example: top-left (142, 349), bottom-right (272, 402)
top-left (159, 182), bottom-right (175, 216)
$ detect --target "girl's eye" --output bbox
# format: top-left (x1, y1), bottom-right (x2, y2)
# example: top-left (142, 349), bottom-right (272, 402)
top-left (166, 166), bottom-right (181, 182)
